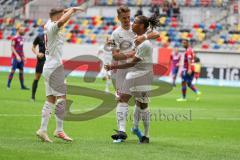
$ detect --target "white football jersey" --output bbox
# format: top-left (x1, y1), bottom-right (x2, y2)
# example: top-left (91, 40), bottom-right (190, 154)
top-left (44, 20), bottom-right (64, 69)
top-left (111, 26), bottom-right (136, 64)
top-left (134, 40), bottom-right (153, 71)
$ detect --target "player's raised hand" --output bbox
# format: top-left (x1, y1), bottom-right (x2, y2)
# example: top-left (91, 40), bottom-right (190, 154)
top-left (72, 7), bottom-right (87, 13)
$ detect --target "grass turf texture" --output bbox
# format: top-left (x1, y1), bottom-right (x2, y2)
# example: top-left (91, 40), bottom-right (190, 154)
top-left (0, 72), bottom-right (239, 160)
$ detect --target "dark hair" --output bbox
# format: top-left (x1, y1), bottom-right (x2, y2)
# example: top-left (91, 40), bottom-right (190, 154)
top-left (136, 15), bottom-right (160, 30)
top-left (49, 8), bottom-right (64, 18)
top-left (117, 6), bottom-right (130, 16)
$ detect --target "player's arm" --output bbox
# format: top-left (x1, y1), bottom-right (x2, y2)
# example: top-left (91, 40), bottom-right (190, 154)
top-left (57, 7), bottom-right (84, 28)
top-left (105, 56), bottom-right (141, 70)
top-left (135, 30), bottom-right (160, 46)
top-left (11, 39), bottom-right (21, 61)
top-left (32, 37), bottom-right (44, 59)
top-left (112, 49), bottom-right (135, 61)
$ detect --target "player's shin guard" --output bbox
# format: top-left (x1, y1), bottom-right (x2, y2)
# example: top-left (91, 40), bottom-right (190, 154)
top-left (40, 101), bottom-right (54, 131)
top-left (55, 98), bottom-right (66, 132)
top-left (116, 102), bottom-right (128, 132)
top-left (32, 80), bottom-right (39, 99)
top-left (141, 107), bottom-right (150, 137)
top-left (181, 82), bottom-right (187, 98)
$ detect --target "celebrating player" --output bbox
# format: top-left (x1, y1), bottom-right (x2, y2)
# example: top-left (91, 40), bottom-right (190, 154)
top-left (31, 33), bottom-right (46, 101)
top-left (36, 7), bottom-right (84, 142)
top-left (106, 15), bottom-right (160, 143)
top-left (108, 6), bottom-right (159, 143)
top-left (177, 40), bottom-right (201, 102)
top-left (7, 27), bottom-right (29, 90)
top-left (170, 47), bottom-right (181, 87)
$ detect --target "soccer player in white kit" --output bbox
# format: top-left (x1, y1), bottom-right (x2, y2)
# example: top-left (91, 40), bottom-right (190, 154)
top-left (36, 7), bottom-right (83, 142)
top-left (109, 6), bottom-right (159, 142)
top-left (106, 15), bottom-right (159, 143)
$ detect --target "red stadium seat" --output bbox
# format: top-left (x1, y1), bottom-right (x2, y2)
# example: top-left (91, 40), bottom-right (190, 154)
top-left (171, 22), bottom-right (178, 28)
top-left (171, 17), bottom-right (177, 22)
top-left (0, 30), bottom-right (3, 39)
top-left (209, 23), bottom-right (216, 30)
top-left (228, 39), bottom-right (236, 45)
top-left (201, 0), bottom-right (211, 7)
top-left (193, 23), bottom-right (199, 29)
top-left (202, 43), bottom-right (209, 49)
top-left (73, 24), bottom-right (79, 31)
top-left (185, 0), bottom-right (192, 6)
top-left (188, 33), bottom-right (193, 39)
top-left (68, 20), bottom-right (74, 25)
top-left (79, 30), bottom-right (84, 34)
top-left (151, 0), bottom-right (164, 5)
top-left (103, 25), bottom-right (109, 31)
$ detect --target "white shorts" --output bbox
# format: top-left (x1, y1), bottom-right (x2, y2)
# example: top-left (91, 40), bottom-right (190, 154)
top-left (116, 69), bottom-right (128, 92)
top-left (120, 71), bottom-right (153, 103)
top-left (43, 66), bottom-right (66, 97)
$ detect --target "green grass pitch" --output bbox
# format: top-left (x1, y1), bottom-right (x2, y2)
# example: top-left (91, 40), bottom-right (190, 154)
top-left (0, 72), bottom-right (239, 160)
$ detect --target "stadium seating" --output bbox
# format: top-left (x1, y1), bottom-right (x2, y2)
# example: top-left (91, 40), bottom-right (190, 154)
top-left (0, 13), bottom-right (239, 51)
top-left (0, 0), bottom-right (33, 18)
top-left (60, 0), bottom-right (229, 7)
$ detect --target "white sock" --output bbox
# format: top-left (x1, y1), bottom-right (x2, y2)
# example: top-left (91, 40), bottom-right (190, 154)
top-left (55, 99), bottom-right (66, 132)
top-left (141, 107), bottom-right (150, 137)
top-left (133, 105), bottom-right (141, 129)
top-left (40, 101), bottom-right (53, 131)
top-left (116, 102), bottom-right (128, 132)
top-left (55, 115), bottom-right (63, 132)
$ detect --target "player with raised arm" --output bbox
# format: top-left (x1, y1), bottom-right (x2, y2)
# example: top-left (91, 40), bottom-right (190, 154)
top-left (108, 6), bottom-right (160, 143)
top-left (36, 7), bottom-right (84, 142)
top-left (7, 27), bottom-right (29, 90)
top-left (177, 40), bottom-right (201, 102)
top-left (31, 33), bottom-right (46, 101)
top-left (106, 15), bottom-right (160, 143)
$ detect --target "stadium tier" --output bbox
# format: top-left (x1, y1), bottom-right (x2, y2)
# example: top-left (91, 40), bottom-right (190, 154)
top-left (0, 16), bottom-right (239, 51)
top-left (61, 0), bottom-right (229, 7)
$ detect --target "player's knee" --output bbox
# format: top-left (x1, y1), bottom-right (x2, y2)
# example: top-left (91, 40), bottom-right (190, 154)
top-left (42, 101), bottom-right (53, 118)
top-left (55, 98), bottom-right (66, 120)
